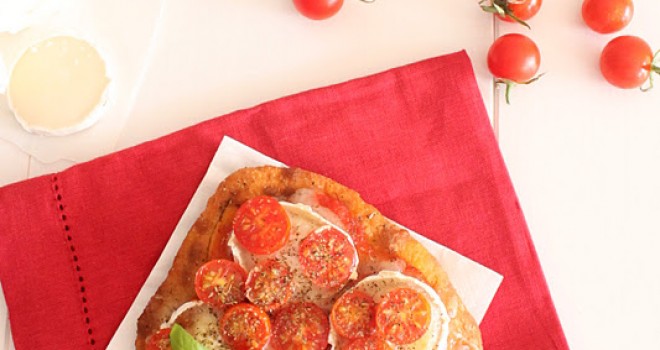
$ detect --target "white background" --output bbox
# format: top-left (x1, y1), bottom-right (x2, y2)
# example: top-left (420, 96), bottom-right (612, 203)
top-left (2, 0), bottom-right (660, 349)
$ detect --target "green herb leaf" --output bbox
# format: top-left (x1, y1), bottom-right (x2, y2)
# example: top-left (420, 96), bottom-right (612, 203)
top-left (169, 324), bottom-right (208, 350)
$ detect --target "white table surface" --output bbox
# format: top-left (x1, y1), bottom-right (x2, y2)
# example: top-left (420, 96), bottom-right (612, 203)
top-left (2, 0), bottom-right (660, 349)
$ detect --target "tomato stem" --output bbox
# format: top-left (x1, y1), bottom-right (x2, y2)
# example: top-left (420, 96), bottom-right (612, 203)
top-left (479, 0), bottom-right (531, 29)
top-left (505, 82), bottom-right (513, 104)
top-left (495, 79), bottom-right (514, 104)
top-left (641, 72), bottom-right (655, 92)
top-left (495, 73), bottom-right (544, 104)
top-left (653, 50), bottom-right (660, 74)
top-left (640, 75), bottom-right (654, 92)
top-left (641, 50), bottom-right (660, 92)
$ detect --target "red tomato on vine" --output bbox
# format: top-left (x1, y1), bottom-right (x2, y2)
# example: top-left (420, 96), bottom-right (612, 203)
top-left (582, 0), bottom-right (634, 34)
top-left (292, 0), bottom-right (374, 20)
top-left (487, 33), bottom-right (542, 103)
top-left (481, 0), bottom-right (542, 29)
top-left (293, 0), bottom-right (344, 20)
top-left (600, 36), bottom-right (660, 90)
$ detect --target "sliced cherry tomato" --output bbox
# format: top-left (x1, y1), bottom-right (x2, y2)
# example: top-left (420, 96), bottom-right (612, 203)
top-left (293, 0), bottom-right (343, 20)
top-left (487, 33), bottom-right (542, 103)
top-left (315, 192), bottom-right (352, 228)
top-left (376, 287), bottom-right (431, 345)
top-left (233, 196), bottom-right (291, 255)
top-left (299, 226), bottom-right (357, 289)
top-left (220, 303), bottom-right (272, 350)
top-left (245, 259), bottom-right (294, 312)
top-left (481, 0), bottom-right (542, 28)
top-left (346, 335), bottom-right (393, 350)
top-left (600, 36), bottom-right (659, 89)
top-left (271, 302), bottom-right (330, 350)
top-left (331, 290), bottom-right (376, 339)
top-left (315, 192), bottom-right (370, 254)
top-left (145, 328), bottom-right (171, 350)
top-left (194, 259), bottom-right (247, 307)
top-left (582, 0), bottom-right (633, 34)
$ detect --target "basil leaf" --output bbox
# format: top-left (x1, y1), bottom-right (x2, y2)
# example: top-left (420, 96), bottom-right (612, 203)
top-left (169, 324), bottom-right (208, 350)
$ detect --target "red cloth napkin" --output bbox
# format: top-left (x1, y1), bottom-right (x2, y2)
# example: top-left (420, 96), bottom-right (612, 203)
top-left (0, 51), bottom-right (568, 350)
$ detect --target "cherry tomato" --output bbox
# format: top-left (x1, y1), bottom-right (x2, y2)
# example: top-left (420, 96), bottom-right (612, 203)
top-left (271, 302), bottom-right (330, 350)
top-left (245, 259), bottom-right (294, 312)
top-left (331, 290), bottom-right (376, 339)
top-left (600, 36), bottom-right (658, 89)
top-left (346, 335), bottom-right (393, 350)
top-left (194, 259), bottom-right (247, 307)
top-left (488, 33), bottom-right (540, 83)
top-left (501, 0), bottom-right (542, 22)
top-left (481, 0), bottom-right (542, 28)
top-left (220, 303), bottom-right (272, 350)
top-left (315, 192), bottom-right (370, 255)
top-left (487, 33), bottom-right (542, 103)
top-left (293, 0), bottom-right (343, 20)
top-left (299, 226), bottom-right (357, 289)
top-left (233, 196), bottom-right (290, 255)
top-left (145, 328), bottom-right (171, 350)
top-left (582, 0), bottom-right (633, 34)
top-left (376, 287), bottom-right (431, 345)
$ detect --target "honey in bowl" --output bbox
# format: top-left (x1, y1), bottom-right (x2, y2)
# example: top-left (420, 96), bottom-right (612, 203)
top-left (7, 35), bottom-right (110, 136)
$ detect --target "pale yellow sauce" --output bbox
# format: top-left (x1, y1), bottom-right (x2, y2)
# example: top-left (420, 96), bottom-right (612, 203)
top-left (8, 35), bottom-right (109, 132)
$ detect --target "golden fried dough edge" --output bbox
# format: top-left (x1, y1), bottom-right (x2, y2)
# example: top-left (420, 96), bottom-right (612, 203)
top-left (136, 166), bottom-right (482, 350)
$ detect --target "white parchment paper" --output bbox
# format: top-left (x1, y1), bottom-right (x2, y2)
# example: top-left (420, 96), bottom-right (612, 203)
top-left (107, 136), bottom-right (503, 349)
top-left (0, 0), bottom-right (165, 163)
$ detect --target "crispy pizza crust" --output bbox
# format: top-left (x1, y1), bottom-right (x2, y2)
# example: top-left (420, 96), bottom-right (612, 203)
top-left (136, 166), bottom-right (483, 350)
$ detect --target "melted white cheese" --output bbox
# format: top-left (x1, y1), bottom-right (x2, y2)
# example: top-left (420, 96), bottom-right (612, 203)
top-left (328, 271), bottom-right (449, 350)
top-left (228, 202), bottom-right (359, 311)
top-left (161, 300), bottom-right (205, 329)
top-left (287, 189), bottom-right (407, 278)
top-left (287, 188), bottom-right (344, 228)
top-left (162, 300), bottom-right (229, 350)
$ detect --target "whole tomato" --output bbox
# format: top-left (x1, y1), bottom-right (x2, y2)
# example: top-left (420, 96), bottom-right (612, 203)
top-left (293, 0), bottom-right (344, 20)
top-left (487, 33), bottom-right (542, 103)
top-left (600, 36), bottom-right (659, 90)
top-left (481, 0), bottom-right (542, 29)
top-left (582, 0), bottom-right (634, 34)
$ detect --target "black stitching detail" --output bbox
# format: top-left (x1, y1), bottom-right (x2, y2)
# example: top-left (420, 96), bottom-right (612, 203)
top-left (52, 175), bottom-right (96, 349)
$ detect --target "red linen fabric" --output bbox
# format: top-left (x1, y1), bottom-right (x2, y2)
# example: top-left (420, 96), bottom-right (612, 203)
top-left (0, 51), bottom-right (568, 350)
